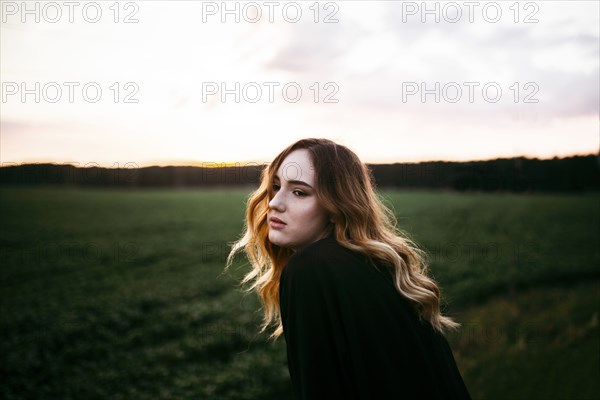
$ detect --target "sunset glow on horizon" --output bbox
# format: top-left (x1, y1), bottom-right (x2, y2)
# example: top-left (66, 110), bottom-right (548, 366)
top-left (1, 1), bottom-right (598, 168)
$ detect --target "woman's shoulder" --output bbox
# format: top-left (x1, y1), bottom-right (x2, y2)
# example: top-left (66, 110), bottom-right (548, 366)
top-left (285, 235), bottom-right (362, 269)
top-left (281, 235), bottom-right (390, 287)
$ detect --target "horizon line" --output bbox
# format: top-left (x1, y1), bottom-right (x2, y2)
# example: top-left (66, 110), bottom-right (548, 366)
top-left (1, 151), bottom-right (598, 170)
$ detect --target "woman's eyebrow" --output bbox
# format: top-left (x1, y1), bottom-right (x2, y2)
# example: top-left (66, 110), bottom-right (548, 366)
top-left (273, 174), bottom-right (313, 189)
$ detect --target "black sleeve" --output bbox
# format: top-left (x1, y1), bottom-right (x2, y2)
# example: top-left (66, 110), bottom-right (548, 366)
top-left (279, 250), bottom-right (358, 400)
top-left (279, 246), bottom-right (471, 400)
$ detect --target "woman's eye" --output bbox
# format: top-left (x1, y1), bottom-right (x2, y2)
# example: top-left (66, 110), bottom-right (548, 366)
top-left (272, 184), bottom-right (305, 197)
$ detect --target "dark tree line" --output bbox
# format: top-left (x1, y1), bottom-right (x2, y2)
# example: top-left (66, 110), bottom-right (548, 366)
top-left (0, 155), bottom-right (598, 192)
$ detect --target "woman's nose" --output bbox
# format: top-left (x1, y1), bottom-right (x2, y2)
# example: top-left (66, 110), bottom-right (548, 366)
top-left (268, 190), bottom-right (284, 211)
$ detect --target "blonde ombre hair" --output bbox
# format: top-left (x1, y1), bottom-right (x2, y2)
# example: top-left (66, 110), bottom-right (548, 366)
top-left (226, 138), bottom-right (459, 340)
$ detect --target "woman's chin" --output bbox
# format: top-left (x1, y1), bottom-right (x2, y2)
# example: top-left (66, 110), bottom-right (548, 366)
top-left (268, 232), bottom-right (283, 245)
top-left (270, 234), bottom-right (298, 251)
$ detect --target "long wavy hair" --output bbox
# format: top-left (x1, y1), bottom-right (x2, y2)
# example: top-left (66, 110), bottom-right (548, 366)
top-left (226, 138), bottom-right (459, 340)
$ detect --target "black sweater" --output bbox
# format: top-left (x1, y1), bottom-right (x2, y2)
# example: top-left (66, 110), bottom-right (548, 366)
top-left (279, 234), bottom-right (471, 400)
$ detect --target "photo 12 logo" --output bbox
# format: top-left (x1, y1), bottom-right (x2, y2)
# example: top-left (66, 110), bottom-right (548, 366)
top-left (400, 1), bottom-right (539, 24)
top-left (14, 240), bottom-right (139, 266)
top-left (1, 1), bottom-right (140, 23)
top-left (401, 81), bottom-right (540, 104)
top-left (1, 82), bottom-right (140, 103)
top-left (202, 81), bottom-right (340, 104)
top-left (200, 1), bottom-right (339, 23)
top-left (0, 161), bottom-right (140, 185)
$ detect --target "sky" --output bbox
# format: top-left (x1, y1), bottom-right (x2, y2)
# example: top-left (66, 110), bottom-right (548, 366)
top-left (1, 0), bottom-right (599, 168)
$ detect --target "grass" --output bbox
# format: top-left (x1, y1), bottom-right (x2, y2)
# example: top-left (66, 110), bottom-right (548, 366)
top-left (1, 186), bottom-right (598, 399)
top-left (450, 281), bottom-right (599, 399)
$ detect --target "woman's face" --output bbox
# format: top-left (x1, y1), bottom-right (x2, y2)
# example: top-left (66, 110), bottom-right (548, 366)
top-left (267, 149), bottom-right (331, 252)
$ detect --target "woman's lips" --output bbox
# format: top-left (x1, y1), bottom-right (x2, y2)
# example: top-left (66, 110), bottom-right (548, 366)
top-left (269, 218), bottom-right (286, 229)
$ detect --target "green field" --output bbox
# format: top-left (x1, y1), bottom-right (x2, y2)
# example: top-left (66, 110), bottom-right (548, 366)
top-left (1, 186), bottom-right (598, 399)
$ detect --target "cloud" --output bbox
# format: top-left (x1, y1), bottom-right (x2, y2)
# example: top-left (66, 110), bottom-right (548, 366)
top-left (264, 19), bottom-right (361, 75)
top-left (264, 2), bottom-right (599, 121)
top-left (1, 1), bottom-right (597, 164)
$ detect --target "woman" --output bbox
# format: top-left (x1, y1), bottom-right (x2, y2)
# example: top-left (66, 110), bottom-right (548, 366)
top-left (227, 138), bottom-right (471, 399)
